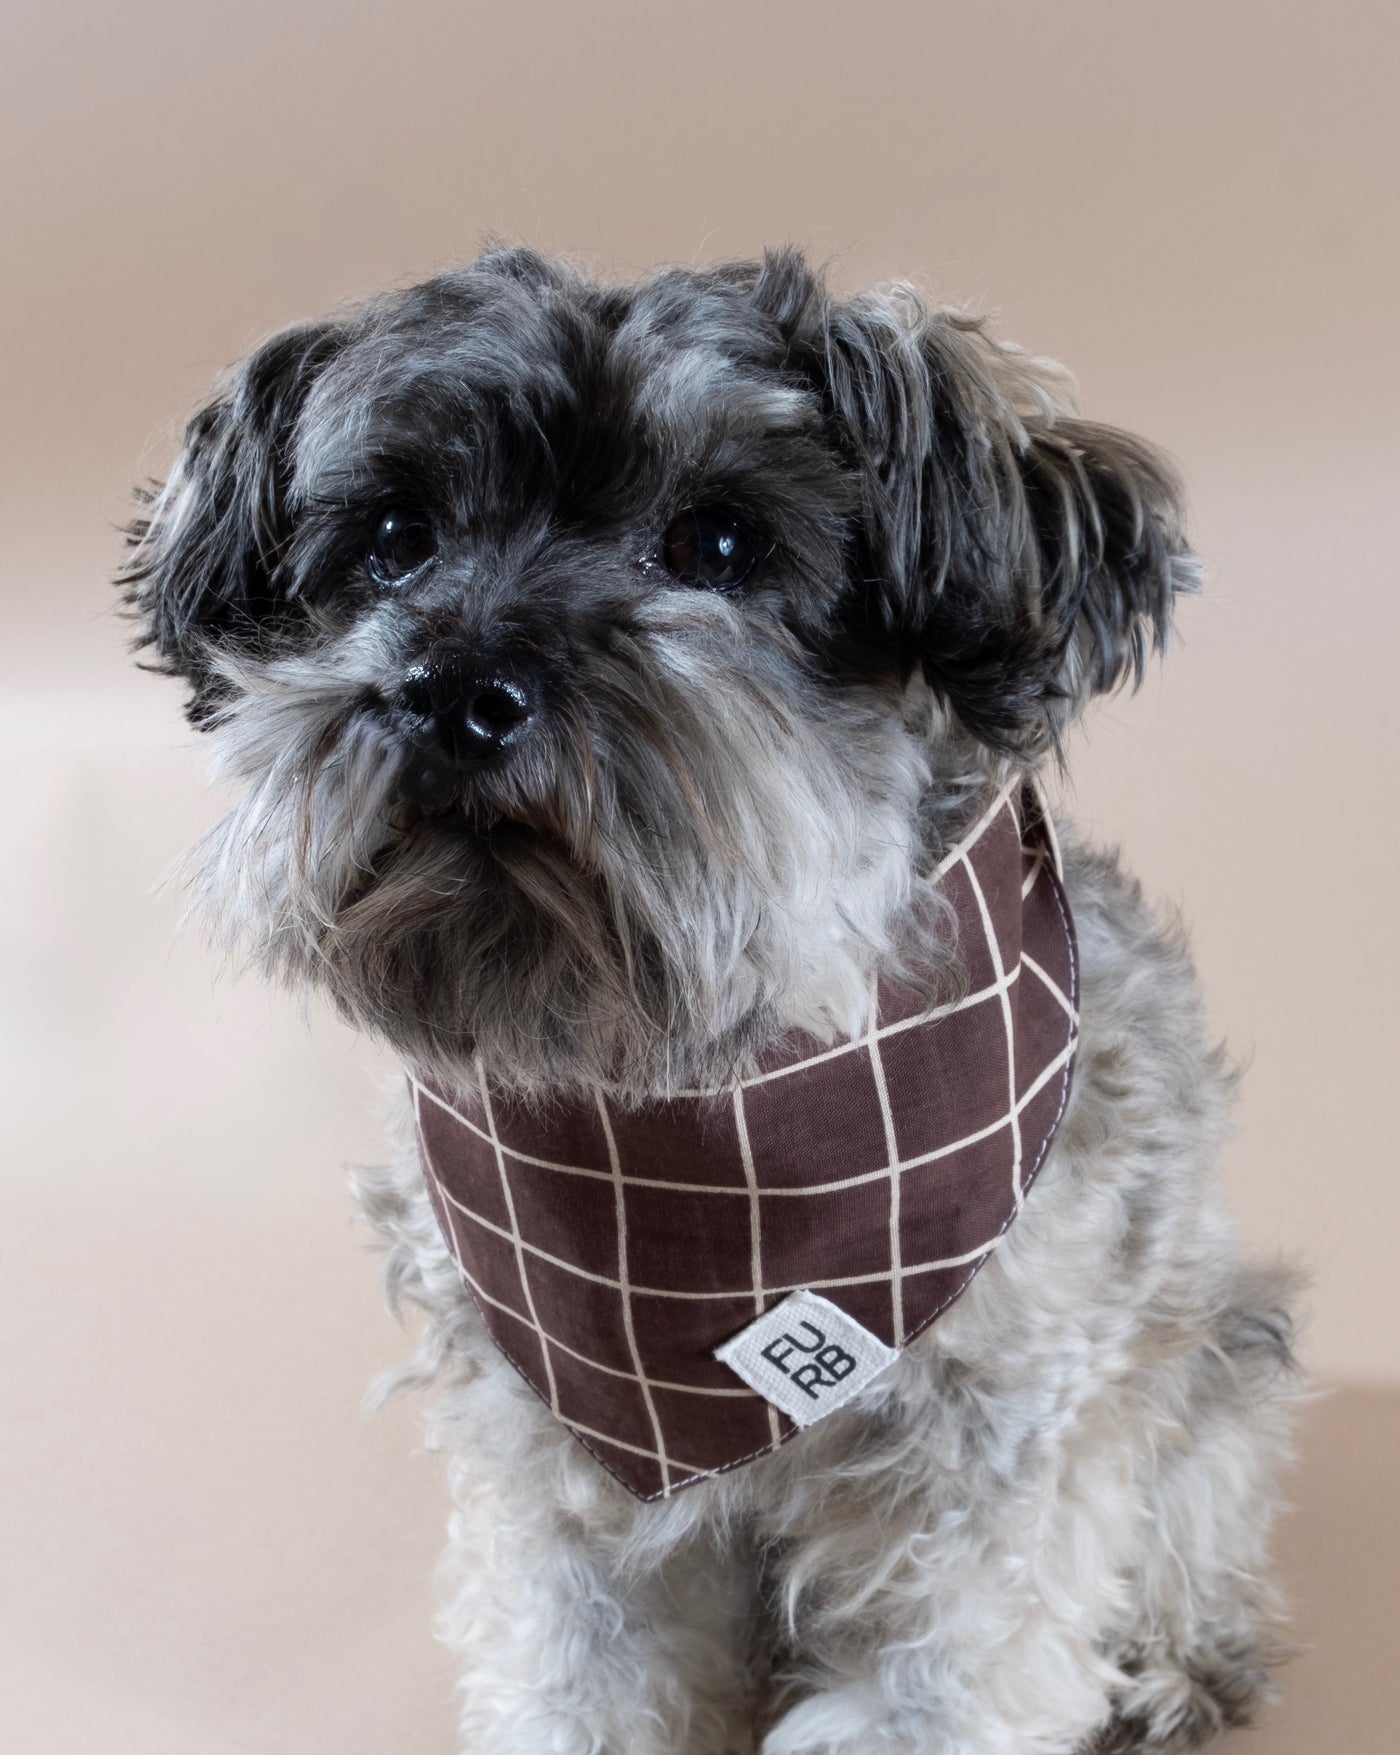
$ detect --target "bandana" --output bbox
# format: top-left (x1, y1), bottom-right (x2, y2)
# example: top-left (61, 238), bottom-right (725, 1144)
top-left (413, 779), bottom-right (1078, 1500)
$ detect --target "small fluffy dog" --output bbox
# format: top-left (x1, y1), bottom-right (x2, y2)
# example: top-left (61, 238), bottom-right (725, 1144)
top-left (124, 248), bottom-right (1298, 1755)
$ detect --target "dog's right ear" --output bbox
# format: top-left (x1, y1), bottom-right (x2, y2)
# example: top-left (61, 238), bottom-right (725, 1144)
top-left (121, 321), bottom-right (346, 721)
top-left (748, 250), bottom-right (1195, 754)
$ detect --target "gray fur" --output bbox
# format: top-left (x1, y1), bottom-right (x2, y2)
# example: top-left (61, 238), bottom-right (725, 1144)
top-left (125, 246), bottom-right (1297, 1752)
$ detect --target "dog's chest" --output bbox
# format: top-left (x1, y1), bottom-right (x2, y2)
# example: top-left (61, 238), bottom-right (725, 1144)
top-left (412, 784), bottom-right (1078, 1500)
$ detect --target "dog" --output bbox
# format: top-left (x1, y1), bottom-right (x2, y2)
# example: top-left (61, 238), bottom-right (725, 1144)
top-left (122, 247), bottom-right (1299, 1754)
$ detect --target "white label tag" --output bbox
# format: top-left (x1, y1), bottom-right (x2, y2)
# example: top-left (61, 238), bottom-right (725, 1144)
top-left (714, 1290), bottom-right (900, 1429)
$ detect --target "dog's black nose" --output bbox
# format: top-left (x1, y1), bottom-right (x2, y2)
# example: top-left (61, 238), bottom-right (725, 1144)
top-left (396, 658), bottom-right (540, 761)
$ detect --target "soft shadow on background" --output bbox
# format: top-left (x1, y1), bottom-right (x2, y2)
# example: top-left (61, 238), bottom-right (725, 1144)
top-left (2, 1), bottom-right (1396, 1748)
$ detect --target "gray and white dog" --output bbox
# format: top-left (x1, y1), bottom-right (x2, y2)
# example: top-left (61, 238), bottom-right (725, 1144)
top-left (124, 248), bottom-right (1298, 1755)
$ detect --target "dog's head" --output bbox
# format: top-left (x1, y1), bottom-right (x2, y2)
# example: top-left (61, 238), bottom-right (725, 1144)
top-left (123, 248), bottom-right (1194, 1095)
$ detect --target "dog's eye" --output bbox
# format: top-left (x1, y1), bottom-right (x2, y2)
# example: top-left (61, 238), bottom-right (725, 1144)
top-left (659, 507), bottom-right (756, 591)
top-left (368, 510), bottom-right (436, 585)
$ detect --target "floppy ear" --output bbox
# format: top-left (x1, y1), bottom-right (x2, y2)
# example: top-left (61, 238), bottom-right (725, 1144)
top-left (756, 252), bottom-right (1197, 751)
top-left (121, 320), bottom-right (346, 720)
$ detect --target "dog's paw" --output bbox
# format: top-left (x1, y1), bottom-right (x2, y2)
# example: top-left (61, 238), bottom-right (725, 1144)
top-left (1096, 1638), bottom-right (1282, 1752)
top-left (762, 1684), bottom-right (907, 1755)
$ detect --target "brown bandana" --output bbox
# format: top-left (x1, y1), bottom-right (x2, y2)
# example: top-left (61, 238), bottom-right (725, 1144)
top-left (413, 780), bottom-right (1079, 1501)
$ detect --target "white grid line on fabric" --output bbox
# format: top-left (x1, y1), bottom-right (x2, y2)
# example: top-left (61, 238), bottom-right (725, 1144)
top-left (1021, 844), bottom-right (1045, 900)
top-left (864, 974), bottom-right (906, 1347)
top-left (437, 1234), bottom-right (757, 1397)
top-left (431, 1170), bottom-right (1023, 1300)
top-left (1022, 951), bottom-right (1076, 1022)
top-left (556, 1415), bottom-right (711, 1477)
top-left (732, 1085), bottom-right (784, 1451)
top-left (958, 848), bottom-right (1025, 1212)
top-left (925, 777), bottom-right (1020, 886)
top-left (476, 1069), bottom-right (561, 1417)
top-left (415, 1029), bottom-right (1076, 1223)
top-left (595, 1092), bottom-right (673, 1493)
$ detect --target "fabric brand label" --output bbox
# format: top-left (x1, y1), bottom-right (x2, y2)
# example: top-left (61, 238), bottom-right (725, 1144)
top-left (713, 1289), bottom-right (900, 1428)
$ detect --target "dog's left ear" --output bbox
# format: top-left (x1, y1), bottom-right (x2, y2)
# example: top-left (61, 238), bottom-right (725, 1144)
top-left (754, 253), bottom-right (1198, 750)
top-left (121, 320), bottom-right (347, 721)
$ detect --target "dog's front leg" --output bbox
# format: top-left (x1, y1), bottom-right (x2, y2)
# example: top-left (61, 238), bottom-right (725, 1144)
top-left (437, 1426), bottom-right (757, 1754)
top-left (754, 1411), bottom-right (1138, 1755)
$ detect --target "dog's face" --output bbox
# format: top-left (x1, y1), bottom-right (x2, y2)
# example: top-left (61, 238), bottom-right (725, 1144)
top-left (124, 248), bottom-right (1193, 1095)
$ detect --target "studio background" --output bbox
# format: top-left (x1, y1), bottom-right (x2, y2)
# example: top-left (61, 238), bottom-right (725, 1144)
top-left (2, 2), bottom-right (1396, 1750)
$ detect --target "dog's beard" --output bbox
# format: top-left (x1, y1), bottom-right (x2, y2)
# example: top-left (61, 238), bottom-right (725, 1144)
top-left (184, 600), bottom-right (957, 1098)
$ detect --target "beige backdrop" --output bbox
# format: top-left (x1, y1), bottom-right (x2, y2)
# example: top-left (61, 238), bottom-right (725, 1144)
top-left (3, 2), bottom-right (1397, 1750)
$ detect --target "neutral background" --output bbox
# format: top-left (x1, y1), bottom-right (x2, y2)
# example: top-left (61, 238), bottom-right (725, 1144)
top-left (3, 2), bottom-right (1396, 1750)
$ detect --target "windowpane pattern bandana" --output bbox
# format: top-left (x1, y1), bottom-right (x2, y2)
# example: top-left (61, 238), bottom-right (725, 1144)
top-left (413, 779), bottom-right (1079, 1500)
